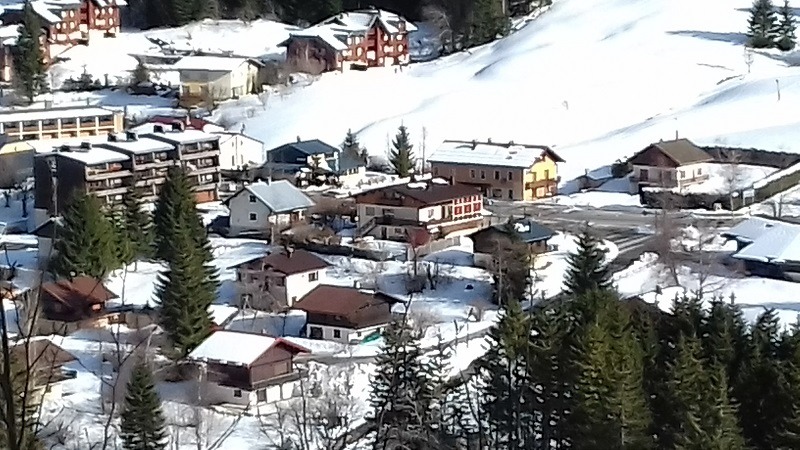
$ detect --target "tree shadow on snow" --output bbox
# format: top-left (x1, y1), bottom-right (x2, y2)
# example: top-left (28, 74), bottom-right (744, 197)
top-left (667, 30), bottom-right (749, 46)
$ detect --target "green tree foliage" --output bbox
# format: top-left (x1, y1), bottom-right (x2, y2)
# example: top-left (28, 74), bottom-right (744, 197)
top-left (563, 230), bottom-right (611, 298)
top-left (776, 0), bottom-right (797, 50)
top-left (490, 223), bottom-right (531, 305)
top-left (570, 292), bottom-right (653, 450)
top-left (119, 362), bottom-right (168, 450)
top-left (370, 319), bottom-right (437, 448)
top-left (131, 62), bottom-right (150, 85)
top-left (341, 128), bottom-right (365, 160)
top-left (748, 0), bottom-right (779, 48)
top-left (52, 193), bottom-right (119, 279)
top-left (776, 338), bottom-right (800, 449)
top-left (121, 189), bottom-right (155, 269)
top-left (153, 168), bottom-right (218, 356)
top-left (13, 1), bottom-right (47, 103)
top-left (388, 125), bottom-right (416, 177)
top-left (469, 0), bottom-right (508, 46)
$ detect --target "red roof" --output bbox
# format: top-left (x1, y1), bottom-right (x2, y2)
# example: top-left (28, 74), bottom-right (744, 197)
top-left (149, 115), bottom-right (217, 132)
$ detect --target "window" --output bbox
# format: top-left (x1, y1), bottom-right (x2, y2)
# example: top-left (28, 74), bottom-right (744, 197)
top-left (276, 277), bottom-right (285, 287)
top-left (697, 168), bottom-right (703, 175)
top-left (394, 227), bottom-right (403, 234)
top-left (492, 189), bottom-right (502, 198)
top-left (454, 206), bottom-right (462, 215)
top-left (309, 326), bottom-right (323, 339)
top-left (333, 329), bottom-right (341, 338)
top-left (544, 169), bottom-right (550, 179)
top-left (639, 168), bottom-right (649, 181)
top-left (508, 171), bottom-right (513, 180)
top-left (508, 189), bottom-right (514, 199)
top-left (382, 208), bottom-right (395, 216)
top-left (249, 194), bottom-right (257, 203)
top-left (470, 169), bottom-right (476, 178)
top-left (233, 389), bottom-right (242, 398)
top-left (257, 389), bottom-right (266, 402)
top-left (249, 212), bottom-right (257, 221)
top-left (365, 206), bottom-right (375, 215)
top-left (427, 208), bottom-right (434, 218)
top-left (465, 204), bottom-right (472, 213)
top-left (480, 170), bottom-right (486, 179)
top-left (679, 170), bottom-right (686, 178)
top-left (494, 170), bottom-right (500, 180)
top-left (309, 272), bottom-right (318, 282)
top-left (433, 167), bottom-right (439, 176)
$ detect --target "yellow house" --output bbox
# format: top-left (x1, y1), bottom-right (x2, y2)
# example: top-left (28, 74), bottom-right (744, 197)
top-left (429, 140), bottom-right (565, 201)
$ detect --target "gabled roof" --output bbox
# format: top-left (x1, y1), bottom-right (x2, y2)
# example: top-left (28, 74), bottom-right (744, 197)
top-left (430, 140), bottom-right (564, 168)
top-left (733, 224), bottom-right (800, 263)
top-left (32, 216), bottom-right (62, 238)
top-left (474, 218), bottom-right (556, 243)
top-left (721, 216), bottom-right (782, 243)
top-left (280, 27), bottom-right (349, 51)
top-left (41, 277), bottom-right (118, 307)
top-left (233, 248), bottom-right (330, 276)
top-left (294, 285), bottom-right (401, 329)
top-left (268, 139), bottom-right (339, 158)
top-left (634, 139), bottom-right (713, 166)
top-left (187, 330), bottom-right (309, 366)
top-left (355, 181), bottom-right (481, 206)
top-left (319, 8), bottom-right (418, 34)
top-left (225, 180), bottom-right (315, 214)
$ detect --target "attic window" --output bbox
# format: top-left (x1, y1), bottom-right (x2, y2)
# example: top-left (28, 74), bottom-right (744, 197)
top-left (249, 194), bottom-right (257, 203)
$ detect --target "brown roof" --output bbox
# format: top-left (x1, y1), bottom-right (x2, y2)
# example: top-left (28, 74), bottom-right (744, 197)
top-left (12, 338), bottom-right (78, 370)
top-left (355, 182), bottom-right (481, 206)
top-left (295, 285), bottom-right (400, 329)
top-left (41, 277), bottom-right (118, 308)
top-left (239, 248), bottom-right (331, 276)
top-left (648, 139), bottom-right (713, 166)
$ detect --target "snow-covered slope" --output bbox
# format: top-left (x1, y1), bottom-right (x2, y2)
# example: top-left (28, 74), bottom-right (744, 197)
top-left (226, 0), bottom-right (800, 182)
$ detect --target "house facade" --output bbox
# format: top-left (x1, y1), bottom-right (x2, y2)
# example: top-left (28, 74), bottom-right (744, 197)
top-left (470, 218), bottom-right (556, 269)
top-left (174, 56), bottom-right (261, 108)
top-left (0, 106), bottom-right (123, 141)
top-left (280, 8), bottom-right (416, 73)
top-left (353, 180), bottom-right (483, 241)
top-left (187, 331), bottom-right (309, 406)
top-left (264, 138), bottom-right (366, 187)
top-left (40, 276), bottom-right (118, 322)
top-left (223, 180), bottom-right (315, 237)
top-left (232, 248), bottom-right (330, 310)
top-left (429, 140), bottom-right (566, 201)
top-left (294, 285), bottom-right (399, 344)
top-left (213, 131), bottom-right (265, 170)
top-left (628, 139), bottom-right (713, 191)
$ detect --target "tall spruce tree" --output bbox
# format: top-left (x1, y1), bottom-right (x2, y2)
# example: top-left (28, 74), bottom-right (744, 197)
top-left (341, 128), bottom-right (365, 160)
top-left (51, 193), bottom-right (119, 279)
top-left (388, 125), bottom-right (416, 177)
top-left (119, 362), bottom-right (168, 450)
top-left (479, 300), bottom-right (535, 448)
top-left (121, 189), bottom-right (155, 270)
top-left (370, 319), bottom-right (436, 449)
top-left (748, 0), bottom-right (779, 48)
top-left (775, 338), bottom-right (800, 450)
top-left (563, 230), bottom-right (610, 298)
top-left (13, 1), bottom-right (47, 103)
top-left (469, 0), bottom-right (508, 46)
top-left (570, 292), bottom-right (653, 450)
top-left (776, 0), bottom-right (797, 50)
top-left (153, 168), bottom-right (218, 356)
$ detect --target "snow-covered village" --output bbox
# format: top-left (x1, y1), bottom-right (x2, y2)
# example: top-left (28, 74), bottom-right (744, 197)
top-left (1, 0), bottom-right (800, 447)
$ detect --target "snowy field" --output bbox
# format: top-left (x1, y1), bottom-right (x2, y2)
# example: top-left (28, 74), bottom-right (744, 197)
top-left (208, 0), bottom-right (800, 187)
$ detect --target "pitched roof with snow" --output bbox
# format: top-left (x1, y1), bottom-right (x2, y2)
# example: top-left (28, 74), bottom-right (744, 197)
top-left (726, 217), bottom-right (800, 264)
top-left (319, 8), bottom-right (418, 34)
top-left (355, 180), bottom-right (481, 206)
top-left (226, 180), bottom-right (315, 213)
top-left (187, 331), bottom-right (308, 366)
top-left (283, 27), bottom-right (349, 51)
top-left (233, 248), bottom-right (330, 275)
top-left (721, 216), bottom-right (782, 243)
top-left (172, 56), bottom-right (251, 72)
top-left (430, 140), bottom-right (564, 168)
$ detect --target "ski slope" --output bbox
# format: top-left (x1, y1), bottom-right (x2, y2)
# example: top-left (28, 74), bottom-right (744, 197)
top-left (226, 0), bottom-right (800, 182)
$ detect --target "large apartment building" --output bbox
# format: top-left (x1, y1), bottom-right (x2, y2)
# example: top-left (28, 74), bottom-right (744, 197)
top-left (0, 106), bottom-right (123, 142)
top-left (33, 124), bottom-right (221, 219)
top-left (429, 140), bottom-right (566, 201)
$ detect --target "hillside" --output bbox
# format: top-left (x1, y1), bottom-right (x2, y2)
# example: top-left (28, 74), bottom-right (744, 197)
top-left (220, 0), bottom-right (800, 182)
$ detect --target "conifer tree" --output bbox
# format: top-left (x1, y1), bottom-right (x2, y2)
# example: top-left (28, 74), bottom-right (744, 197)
top-left (52, 193), bottom-right (119, 279)
top-left (119, 362), bottom-right (168, 450)
top-left (108, 205), bottom-right (135, 270)
top-left (388, 125), bottom-right (416, 177)
top-left (776, 340), bottom-right (800, 450)
top-left (469, 0), bottom-right (508, 46)
top-left (776, 0), bottom-right (797, 50)
top-left (748, 0), bottom-right (779, 48)
top-left (370, 319), bottom-right (436, 449)
top-left (121, 189), bottom-right (155, 270)
top-left (153, 167), bottom-right (212, 265)
top-left (13, 1), bottom-right (47, 103)
top-left (570, 292), bottom-right (653, 450)
top-left (480, 300), bottom-right (535, 448)
top-left (563, 230), bottom-right (610, 298)
top-left (341, 129), bottom-right (365, 160)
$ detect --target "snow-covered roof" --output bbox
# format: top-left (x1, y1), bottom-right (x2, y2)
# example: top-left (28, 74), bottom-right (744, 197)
top-left (722, 216), bottom-right (783, 243)
top-left (144, 128), bottom-right (218, 145)
top-left (55, 147), bottom-right (128, 165)
top-left (429, 140), bottom-right (564, 168)
top-left (29, 135), bottom-right (110, 154)
top-left (0, 106), bottom-right (117, 124)
top-left (734, 224), bottom-right (800, 263)
top-left (31, 1), bottom-right (62, 24)
top-left (320, 9), bottom-right (417, 34)
top-left (100, 136), bottom-right (173, 154)
top-left (228, 180), bottom-right (315, 213)
top-left (188, 331), bottom-right (277, 366)
top-left (0, 25), bottom-right (18, 46)
top-left (172, 55), bottom-right (250, 72)
top-left (287, 26), bottom-right (349, 51)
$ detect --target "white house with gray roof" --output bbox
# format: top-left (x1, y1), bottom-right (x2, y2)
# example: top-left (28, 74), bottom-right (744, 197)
top-left (223, 180), bottom-right (315, 237)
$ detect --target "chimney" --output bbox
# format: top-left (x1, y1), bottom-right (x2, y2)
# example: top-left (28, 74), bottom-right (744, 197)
top-left (487, 137), bottom-right (492, 144)
top-left (126, 131), bottom-right (138, 141)
top-left (107, 134), bottom-right (118, 142)
top-left (508, 140), bottom-right (514, 146)
top-left (79, 141), bottom-right (92, 150)
top-left (153, 124), bottom-right (165, 133)
top-left (296, 136), bottom-right (301, 143)
top-left (171, 121), bottom-right (184, 132)
top-left (471, 139), bottom-right (476, 148)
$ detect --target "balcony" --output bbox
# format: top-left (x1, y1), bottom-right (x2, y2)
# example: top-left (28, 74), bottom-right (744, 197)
top-left (189, 166), bottom-right (219, 176)
top-left (524, 176), bottom-right (560, 190)
top-left (92, 186), bottom-right (129, 197)
top-left (180, 150), bottom-right (220, 161)
top-left (86, 168), bottom-right (132, 181)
